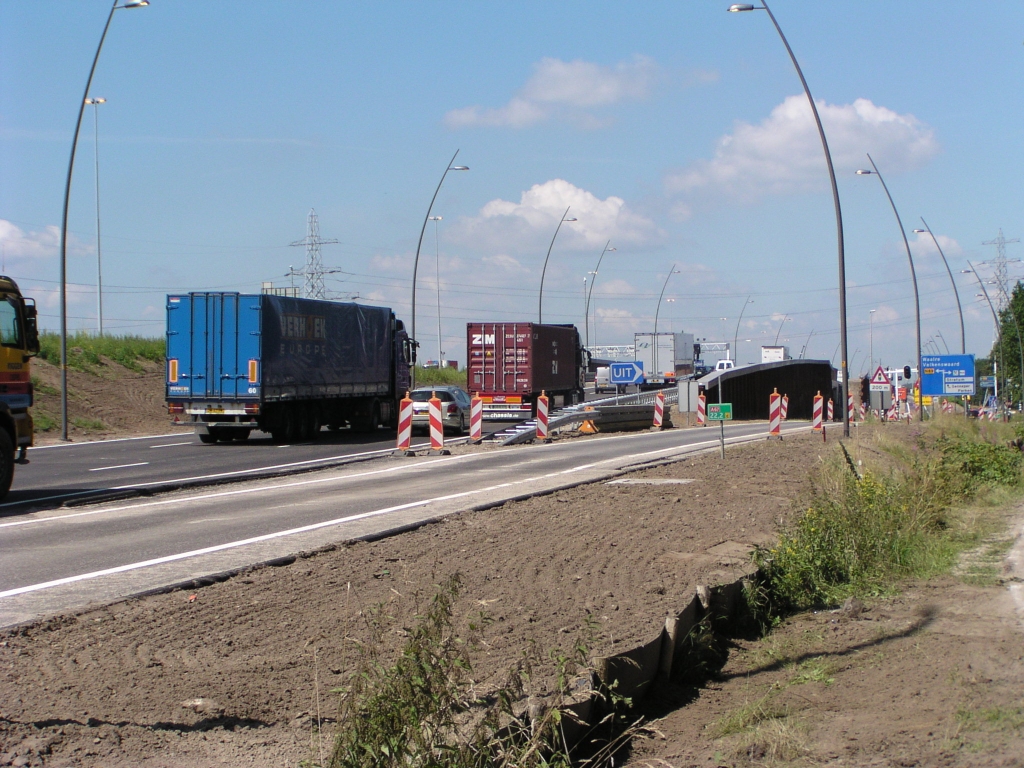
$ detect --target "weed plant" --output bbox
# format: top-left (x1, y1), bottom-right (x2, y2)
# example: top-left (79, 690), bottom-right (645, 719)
top-left (412, 365), bottom-right (468, 389)
top-left (37, 332), bottom-right (164, 373)
top-left (327, 574), bottom-right (627, 768)
top-left (753, 418), bottom-right (1024, 618)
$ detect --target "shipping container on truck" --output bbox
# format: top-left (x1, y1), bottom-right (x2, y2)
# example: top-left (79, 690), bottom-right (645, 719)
top-left (467, 322), bottom-right (587, 420)
top-left (0, 276), bottom-right (40, 498)
top-left (166, 293), bottom-right (413, 443)
top-left (634, 332), bottom-right (693, 388)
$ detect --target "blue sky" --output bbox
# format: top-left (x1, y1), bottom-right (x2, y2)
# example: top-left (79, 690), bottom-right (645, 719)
top-left (2, 1), bottom-right (1023, 372)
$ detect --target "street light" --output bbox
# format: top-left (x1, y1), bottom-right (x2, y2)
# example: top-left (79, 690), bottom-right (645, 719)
top-left (732, 297), bottom-right (753, 364)
top-left (59, 0), bottom-right (148, 441)
top-left (584, 240), bottom-right (616, 348)
top-left (869, 309), bottom-right (876, 372)
top-left (653, 266), bottom-right (680, 380)
top-left (410, 151), bottom-right (469, 388)
top-left (85, 97), bottom-right (106, 337)
top-left (538, 207), bottom-right (577, 323)
top-left (964, 264), bottom-right (1024, 411)
top-left (729, 0), bottom-right (850, 437)
top-left (913, 220), bottom-right (965, 354)
top-left (856, 154), bottom-right (923, 420)
top-left (774, 314), bottom-right (789, 345)
top-left (429, 216), bottom-right (443, 368)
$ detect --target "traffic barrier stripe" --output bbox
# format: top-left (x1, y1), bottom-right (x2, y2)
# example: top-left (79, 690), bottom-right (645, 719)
top-left (653, 390), bottom-right (665, 429)
top-left (470, 394), bottom-right (483, 441)
top-left (397, 393), bottom-right (413, 451)
top-left (781, 395), bottom-right (789, 421)
top-left (536, 391), bottom-right (550, 440)
top-left (812, 392), bottom-right (823, 432)
top-left (429, 393), bottom-right (444, 450)
top-left (697, 394), bottom-right (706, 426)
top-left (769, 389), bottom-right (781, 436)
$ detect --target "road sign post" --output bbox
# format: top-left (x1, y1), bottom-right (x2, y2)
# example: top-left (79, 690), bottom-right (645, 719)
top-left (609, 361), bottom-right (644, 386)
top-left (707, 402), bottom-right (732, 458)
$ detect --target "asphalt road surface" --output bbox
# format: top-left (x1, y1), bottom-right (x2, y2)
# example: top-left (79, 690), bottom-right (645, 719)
top-left (0, 420), bottom-right (809, 627)
top-left (3, 423), bottom-right (505, 512)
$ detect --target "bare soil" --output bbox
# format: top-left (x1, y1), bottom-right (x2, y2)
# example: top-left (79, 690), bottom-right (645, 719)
top-left (2, 425), bottom-right (1022, 768)
top-left (30, 358), bottom-right (186, 444)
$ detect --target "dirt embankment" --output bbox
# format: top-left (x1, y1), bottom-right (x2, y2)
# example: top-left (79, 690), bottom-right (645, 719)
top-left (2, 428), bottom-right (1023, 767)
top-left (30, 357), bottom-right (184, 444)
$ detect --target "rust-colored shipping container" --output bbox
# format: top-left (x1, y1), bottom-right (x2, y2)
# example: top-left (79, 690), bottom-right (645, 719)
top-left (467, 322), bottom-right (586, 419)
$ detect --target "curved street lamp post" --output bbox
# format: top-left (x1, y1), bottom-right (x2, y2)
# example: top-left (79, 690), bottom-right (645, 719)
top-left (410, 152), bottom-right (468, 388)
top-left (732, 297), bottom-right (753, 364)
top-left (774, 314), bottom-right (789, 345)
top-left (584, 240), bottom-right (616, 348)
top-left (85, 97), bottom-right (106, 337)
top-left (729, 1), bottom-right (849, 437)
top-left (913, 219), bottom-right (965, 354)
top-left (856, 154), bottom-right (923, 420)
top-left (58, 0), bottom-right (148, 441)
top-left (653, 266), bottom-right (680, 382)
top-left (429, 216), bottom-right (443, 368)
top-left (538, 207), bottom-right (577, 324)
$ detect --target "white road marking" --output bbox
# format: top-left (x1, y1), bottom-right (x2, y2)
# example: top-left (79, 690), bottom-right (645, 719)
top-left (30, 433), bottom-right (191, 450)
top-left (88, 462), bottom-right (149, 472)
top-left (0, 440), bottom-right (434, 509)
top-left (0, 452), bottom-right (480, 529)
top-left (0, 425), bottom-right (810, 600)
top-left (149, 442), bottom-right (193, 449)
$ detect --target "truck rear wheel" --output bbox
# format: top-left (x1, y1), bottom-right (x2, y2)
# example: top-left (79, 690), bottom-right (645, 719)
top-left (352, 399), bottom-right (380, 433)
top-left (0, 429), bottom-right (13, 499)
top-left (198, 427), bottom-right (222, 445)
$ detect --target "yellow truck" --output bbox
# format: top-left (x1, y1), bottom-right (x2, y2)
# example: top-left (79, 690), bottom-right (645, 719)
top-left (0, 276), bottom-right (40, 498)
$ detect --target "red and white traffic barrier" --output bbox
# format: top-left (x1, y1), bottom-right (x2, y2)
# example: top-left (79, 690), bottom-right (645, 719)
top-left (812, 392), bottom-right (823, 432)
top-left (827, 398), bottom-right (834, 422)
top-left (536, 390), bottom-right (550, 441)
top-left (781, 394), bottom-right (789, 421)
top-left (860, 402), bottom-right (867, 420)
top-left (428, 392), bottom-right (444, 450)
top-left (396, 392), bottom-right (413, 451)
top-left (697, 393), bottom-right (706, 426)
top-left (848, 392), bottom-right (855, 423)
top-left (769, 388), bottom-right (781, 438)
top-left (470, 393), bottom-right (483, 441)
top-left (653, 390), bottom-right (665, 429)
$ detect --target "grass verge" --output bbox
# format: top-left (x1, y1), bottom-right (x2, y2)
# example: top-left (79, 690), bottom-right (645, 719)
top-left (37, 331), bottom-right (164, 373)
top-left (412, 365), bottom-right (467, 389)
top-left (752, 416), bottom-right (1024, 622)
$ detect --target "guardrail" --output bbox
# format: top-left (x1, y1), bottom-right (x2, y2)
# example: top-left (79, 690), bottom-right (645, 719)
top-left (497, 387), bottom-right (680, 445)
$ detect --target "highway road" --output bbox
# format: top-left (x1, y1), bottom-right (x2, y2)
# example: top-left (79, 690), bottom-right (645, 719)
top-left (3, 424), bottom-right (503, 512)
top-left (0, 420), bottom-right (809, 627)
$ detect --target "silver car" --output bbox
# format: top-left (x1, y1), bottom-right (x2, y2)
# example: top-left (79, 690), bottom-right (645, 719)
top-left (410, 386), bottom-right (472, 434)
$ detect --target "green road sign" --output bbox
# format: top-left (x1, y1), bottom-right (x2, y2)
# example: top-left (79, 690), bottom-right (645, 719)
top-left (707, 403), bottom-right (733, 421)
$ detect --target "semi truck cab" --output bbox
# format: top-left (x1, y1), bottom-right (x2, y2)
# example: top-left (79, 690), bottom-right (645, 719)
top-left (0, 276), bottom-right (40, 497)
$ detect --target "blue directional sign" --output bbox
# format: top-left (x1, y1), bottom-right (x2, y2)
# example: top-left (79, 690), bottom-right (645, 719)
top-left (920, 354), bottom-right (975, 397)
top-left (610, 361), bottom-right (644, 385)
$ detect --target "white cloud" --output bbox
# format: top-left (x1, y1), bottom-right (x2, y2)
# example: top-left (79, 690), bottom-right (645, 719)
top-left (0, 218), bottom-right (92, 270)
top-left (0, 219), bottom-right (61, 262)
top-left (451, 178), bottom-right (662, 252)
top-left (445, 55), bottom-right (658, 129)
top-left (665, 96), bottom-right (939, 201)
top-left (911, 230), bottom-right (962, 261)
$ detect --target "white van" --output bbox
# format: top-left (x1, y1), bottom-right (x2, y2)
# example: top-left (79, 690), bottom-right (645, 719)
top-left (715, 359), bottom-right (735, 371)
top-left (594, 366), bottom-right (613, 394)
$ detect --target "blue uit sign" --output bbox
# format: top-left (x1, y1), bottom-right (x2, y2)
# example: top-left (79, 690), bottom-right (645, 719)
top-left (609, 361), bottom-right (644, 385)
top-left (920, 354), bottom-right (975, 396)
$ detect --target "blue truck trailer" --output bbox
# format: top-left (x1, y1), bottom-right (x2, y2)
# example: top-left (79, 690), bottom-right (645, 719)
top-left (166, 293), bottom-right (413, 443)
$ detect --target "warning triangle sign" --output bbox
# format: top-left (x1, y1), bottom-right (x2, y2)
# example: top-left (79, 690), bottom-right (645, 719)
top-left (870, 366), bottom-right (891, 386)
